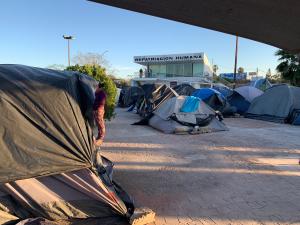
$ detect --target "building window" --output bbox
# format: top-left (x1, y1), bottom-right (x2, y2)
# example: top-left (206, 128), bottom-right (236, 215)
top-left (149, 64), bottom-right (166, 78)
top-left (193, 63), bottom-right (203, 77)
top-left (166, 63), bottom-right (193, 77)
top-left (148, 62), bottom-right (203, 78)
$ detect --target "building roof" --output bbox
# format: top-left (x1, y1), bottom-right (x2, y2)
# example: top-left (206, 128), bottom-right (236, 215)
top-left (89, 0), bottom-right (300, 53)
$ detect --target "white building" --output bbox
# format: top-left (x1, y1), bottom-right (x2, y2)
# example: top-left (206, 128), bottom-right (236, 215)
top-left (132, 53), bottom-right (213, 88)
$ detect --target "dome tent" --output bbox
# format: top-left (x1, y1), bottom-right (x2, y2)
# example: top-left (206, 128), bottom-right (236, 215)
top-left (212, 83), bottom-right (233, 98)
top-left (192, 88), bottom-right (226, 112)
top-left (228, 86), bottom-right (263, 114)
top-left (246, 84), bottom-right (300, 124)
top-left (149, 96), bottom-right (228, 134)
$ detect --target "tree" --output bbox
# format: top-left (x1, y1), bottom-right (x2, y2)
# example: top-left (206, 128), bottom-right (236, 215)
top-left (72, 52), bottom-right (109, 67)
top-left (66, 64), bottom-right (117, 120)
top-left (238, 67), bottom-right (245, 74)
top-left (275, 49), bottom-right (300, 86)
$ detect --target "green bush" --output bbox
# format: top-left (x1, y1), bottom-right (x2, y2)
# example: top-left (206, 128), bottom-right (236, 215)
top-left (66, 64), bottom-right (117, 120)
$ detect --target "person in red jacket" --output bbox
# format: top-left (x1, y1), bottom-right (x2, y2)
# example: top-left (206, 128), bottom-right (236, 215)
top-left (93, 81), bottom-right (107, 146)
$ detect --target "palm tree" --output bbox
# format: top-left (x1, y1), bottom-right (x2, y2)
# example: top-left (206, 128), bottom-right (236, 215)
top-left (275, 49), bottom-right (300, 86)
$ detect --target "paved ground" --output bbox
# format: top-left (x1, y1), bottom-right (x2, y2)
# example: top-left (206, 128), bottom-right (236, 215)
top-left (102, 108), bottom-right (300, 225)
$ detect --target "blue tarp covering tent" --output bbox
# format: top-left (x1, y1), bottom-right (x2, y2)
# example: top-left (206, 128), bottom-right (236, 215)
top-left (192, 88), bottom-right (226, 112)
top-left (192, 88), bottom-right (237, 116)
top-left (180, 96), bottom-right (201, 113)
top-left (228, 86), bottom-right (263, 114)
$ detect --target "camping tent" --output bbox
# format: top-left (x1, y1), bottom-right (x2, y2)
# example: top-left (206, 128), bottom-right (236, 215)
top-left (246, 84), bottom-right (300, 124)
top-left (192, 88), bottom-right (226, 112)
top-left (212, 83), bottom-right (233, 98)
top-left (0, 65), bottom-right (134, 224)
top-left (228, 86), bottom-right (263, 114)
top-left (149, 96), bottom-right (228, 134)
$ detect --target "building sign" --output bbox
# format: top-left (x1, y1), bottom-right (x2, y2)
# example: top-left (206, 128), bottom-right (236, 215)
top-left (134, 53), bottom-right (203, 64)
top-left (248, 72), bottom-right (258, 77)
top-left (220, 73), bottom-right (247, 80)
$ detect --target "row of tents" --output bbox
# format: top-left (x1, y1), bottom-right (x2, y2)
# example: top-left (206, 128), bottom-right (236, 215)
top-left (119, 84), bottom-right (229, 134)
top-left (0, 65), bottom-right (154, 225)
top-left (120, 80), bottom-right (300, 129)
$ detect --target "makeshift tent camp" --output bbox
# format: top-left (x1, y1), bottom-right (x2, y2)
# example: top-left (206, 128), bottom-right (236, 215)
top-left (228, 86), bottom-right (263, 114)
top-left (246, 84), bottom-right (300, 124)
top-left (0, 65), bottom-right (136, 224)
top-left (250, 78), bottom-right (272, 91)
top-left (192, 88), bottom-right (226, 112)
top-left (149, 96), bottom-right (228, 134)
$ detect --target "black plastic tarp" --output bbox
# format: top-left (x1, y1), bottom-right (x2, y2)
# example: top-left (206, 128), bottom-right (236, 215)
top-left (0, 64), bottom-right (97, 183)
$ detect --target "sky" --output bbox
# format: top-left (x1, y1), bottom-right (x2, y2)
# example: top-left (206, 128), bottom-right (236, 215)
top-left (0, 0), bottom-right (280, 78)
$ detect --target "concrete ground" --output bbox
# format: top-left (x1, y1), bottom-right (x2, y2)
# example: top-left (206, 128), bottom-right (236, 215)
top-left (102, 108), bottom-right (300, 225)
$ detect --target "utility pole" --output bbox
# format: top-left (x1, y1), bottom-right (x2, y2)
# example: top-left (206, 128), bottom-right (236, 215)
top-left (63, 35), bottom-right (75, 67)
top-left (233, 36), bottom-right (239, 89)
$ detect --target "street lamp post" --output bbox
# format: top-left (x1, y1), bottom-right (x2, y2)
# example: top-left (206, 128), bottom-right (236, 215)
top-left (233, 36), bottom-right (239, 89)
top-left (63, 35), bottom-right (75, 67)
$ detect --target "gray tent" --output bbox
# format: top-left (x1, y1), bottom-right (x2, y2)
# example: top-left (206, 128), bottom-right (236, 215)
top-left (234, 86), bottom-right (264, 103)
top-left (228, 86), bottom-right (263, 114)
top-left (149, 96), bottom-right (228, 134)
top-left (246, 84), bottom-right (300, 124)
top-left (0, 65), bottom-right (136, 224)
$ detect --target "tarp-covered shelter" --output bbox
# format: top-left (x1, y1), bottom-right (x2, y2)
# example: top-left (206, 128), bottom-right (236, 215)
top-left (149, 96), bottom-right (228, 134)
top-left (118, 86), bottom-right (130, 107)
top-left (122, 86), bottom-right (144, 108)
top-left (192, 88), bottom-right (226, 112)
top-left (246, 84), bottom-right (300, 124)
top-left (137, 84), bottom-right (178, 118)
top-left (0, 65), bottom-right (134, 224)
top-left (228, 86), bottom-right (263, 114)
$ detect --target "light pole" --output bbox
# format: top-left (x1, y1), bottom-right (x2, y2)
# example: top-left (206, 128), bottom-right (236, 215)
top-left (233, 36), bottom-right (239, 89)
top-left (63, 35), bottom-right (75, 67)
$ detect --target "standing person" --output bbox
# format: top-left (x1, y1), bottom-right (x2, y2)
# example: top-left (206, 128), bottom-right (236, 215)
top-left (93, 81), bottom-right (107, 146)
